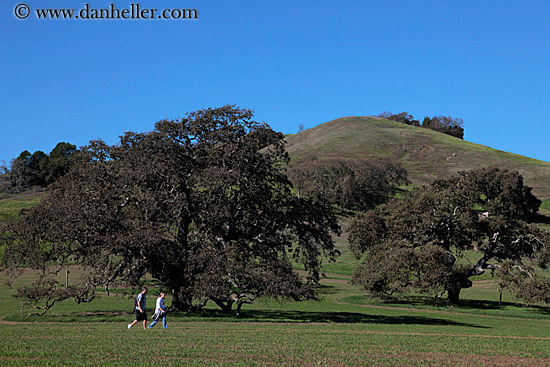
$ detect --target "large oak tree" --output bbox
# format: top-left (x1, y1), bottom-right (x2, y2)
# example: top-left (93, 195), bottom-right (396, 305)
top-left (1, 106), bottom-right (340, 315)
top-left (349, 167), bottom-right (550, 303)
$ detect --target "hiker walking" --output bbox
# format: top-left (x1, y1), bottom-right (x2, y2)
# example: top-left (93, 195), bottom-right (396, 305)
top-left (148, 292), bottom-right (168, 329)
top-left (128, 287), bottom-right (148, 329)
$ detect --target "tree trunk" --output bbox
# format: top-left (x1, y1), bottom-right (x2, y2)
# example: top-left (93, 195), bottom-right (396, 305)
top-left (212, 298), bottom-right (234, 313)
top-left (447, 285), bottom-right (462, 304)
top-left (170, 286), bottom-right (192, 311)
top-left (447, 270), bottom-right (473, 304)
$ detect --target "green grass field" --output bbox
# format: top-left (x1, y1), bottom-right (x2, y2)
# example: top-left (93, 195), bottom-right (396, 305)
top-left (2, 262), bottom-right (550, 366)
top-left (3, 192), bottom-right (550, 365)
top-left (3, 320), bottom-right (550, 366)
top-left (0, 192), bottom-right (42, 222)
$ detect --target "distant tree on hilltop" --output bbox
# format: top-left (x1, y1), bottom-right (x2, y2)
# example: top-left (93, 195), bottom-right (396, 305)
top-left (379, 111), bottom-right (464, 139)
top-left (378, 112), bottom-right (419, 126)
top-left (422, 115), bottom-right (464, 139)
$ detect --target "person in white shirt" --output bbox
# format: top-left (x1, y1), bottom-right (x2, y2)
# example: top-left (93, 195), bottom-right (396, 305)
top-left (148, 292), bottom-right (168, 329)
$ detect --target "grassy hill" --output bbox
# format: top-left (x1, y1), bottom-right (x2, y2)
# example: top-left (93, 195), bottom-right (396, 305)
top-left (0, 191), bottom-right (42, 223)
top-left (3, 119), bottom-right (550, 365)
top-left (285, 116), bottom-right (550, 200)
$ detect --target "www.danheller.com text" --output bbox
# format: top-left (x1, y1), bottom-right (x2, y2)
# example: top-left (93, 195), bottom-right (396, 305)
top-left (17, 3), bottom-right (199, 20)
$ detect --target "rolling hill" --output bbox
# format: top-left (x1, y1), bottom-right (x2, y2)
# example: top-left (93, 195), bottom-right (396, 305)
top-left (285, 116), bottom-right (550, 200)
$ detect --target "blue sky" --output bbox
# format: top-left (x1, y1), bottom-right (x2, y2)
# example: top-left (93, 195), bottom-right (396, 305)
top-left (2, 0), bottom-right (550, 164)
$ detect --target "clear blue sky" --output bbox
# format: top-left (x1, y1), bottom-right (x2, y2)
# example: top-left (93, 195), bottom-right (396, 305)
top-left (2, 0), bottom-right (550, 164)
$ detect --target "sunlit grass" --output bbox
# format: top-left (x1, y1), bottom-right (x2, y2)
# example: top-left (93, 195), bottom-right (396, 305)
top-left (0, 191), bottom-right (42, 223)
top-left (2, 269), bottom-right (550, 366)
top-left (3, 192), bottom-right (550, 365)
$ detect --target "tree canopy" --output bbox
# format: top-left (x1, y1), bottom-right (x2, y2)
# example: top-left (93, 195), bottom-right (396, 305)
top-left (348, 167), bottom-right (550, 303)
top-left (378, 111), bottom-right (464, 139)
top-left (287, 158), bottom-right (409, 212)
top-left (0, 142), bottom-right (77, 193)
top-left (1, 105), bottom-right (340, 315)
top-left (378, 111), bottom-right (419, 126)
top-left (422, 115), bottom-right (464, 139)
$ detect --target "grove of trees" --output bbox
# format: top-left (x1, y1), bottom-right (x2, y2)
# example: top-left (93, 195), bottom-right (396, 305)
top-left (1, 106), bottom-right (340, 315)
top-left (378, 111), bottom-right (464, 139)
top-left (0, 142), bottom-right (77, 193)
top-left (348, 167), bottom-right (550, 304)
top-left (2, 105), bottom-right (549, 315)
top-left (286, 158), bottom-right (409, 212)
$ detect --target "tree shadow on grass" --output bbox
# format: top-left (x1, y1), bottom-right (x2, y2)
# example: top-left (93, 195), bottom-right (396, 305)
top-left (455, 299), bottom-right (550, 317)
top-left (352, 295), bottom-right (550, 317)
top-left (314, 284), bottom-right (340, 295)
top-left (531, 213), bottom-right (550, 225)
top-left (170, 309), bottom-right (488, 329)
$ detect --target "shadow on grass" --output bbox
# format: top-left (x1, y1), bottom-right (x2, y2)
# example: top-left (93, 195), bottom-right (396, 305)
top-left (314, 284), bottom-right (340, 296)
top-left (344, 295), bottom-right (550, 317)
top-left (169, 309), bottom-right (488, 329)
top-left (531, 213), bottom-right (550, 225)
top-left (451, 299), bottom-right (550, 317)
top-left (5, 305), bottom-right (486, 328)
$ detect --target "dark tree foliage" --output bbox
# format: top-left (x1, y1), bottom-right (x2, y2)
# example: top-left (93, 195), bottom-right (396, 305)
top-left (1, 105), bottom-right (340, 315)
top-left (0, 163), bottom-right (8, 193)
top-left (286, 158), bottom-right (409, 212)
top-left (497, 260), bottom-right (550, 306)
top-left (422, 116), bottom-right (464, 139)
top-left (378, 112), bottom-right (420, 126)
top-left (2, 142), bottom-right (77, 193)
top-left (379, 112), bottom-right (464, 139)
top-left (7, 151), bottom-right (35, 190)
top-left (349, 167), bottom-right (550, 304)
top-left (44, 142), bottom-right (77, 185)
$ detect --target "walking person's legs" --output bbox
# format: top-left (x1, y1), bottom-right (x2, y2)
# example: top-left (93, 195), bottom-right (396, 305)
top-left (131, 310), bottom-right (147, 329)
top-left (128, 310), bottom-right (141, 329)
